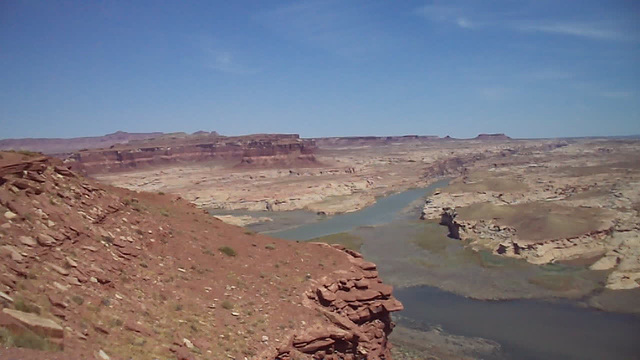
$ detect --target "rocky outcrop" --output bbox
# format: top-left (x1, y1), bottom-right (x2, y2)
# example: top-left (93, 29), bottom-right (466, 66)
top-left (1, 309), bottom-right (64, 348)
top-left (421, 154), bottom-right (488, 180)
top-left (67, 133), bottom-right (318, 174)
top-left (439, 207), bottom-right (462, 239)
top-left (277, 245), bottom-right (403, 360)
top-left (0, 152), bottom-right (401, 359)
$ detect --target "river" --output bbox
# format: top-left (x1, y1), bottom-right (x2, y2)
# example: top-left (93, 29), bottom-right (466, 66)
top-left (211, 181), bottom-right (640, 359)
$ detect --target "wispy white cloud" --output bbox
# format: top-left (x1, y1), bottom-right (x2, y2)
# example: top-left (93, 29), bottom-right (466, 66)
top-left (414, 3), bottom-right (635, 42)
top-left (599, 90), bottom-right (633, 99)
top-left (523, 69), bottom-right (574, 81)
top-left (415, 4), bottom-right (478, 29)
top-left (570, 81), bottom-right (635, 99)
top-left (455, 17), bottom-right (475, 29)
top-left (478, 86), bottom-right (511, 101)
top-left (203, 48), bottom-right (258, 75)
top-left (192, 34), bottom-right (259, 75)
top-left (255, 1), bottom-right (389, 59)
top-left (517, 22), bottom-right (627, 41)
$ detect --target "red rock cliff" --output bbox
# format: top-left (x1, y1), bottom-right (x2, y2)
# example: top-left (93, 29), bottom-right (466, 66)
top-left (66, 133), bottom-right (318, 174)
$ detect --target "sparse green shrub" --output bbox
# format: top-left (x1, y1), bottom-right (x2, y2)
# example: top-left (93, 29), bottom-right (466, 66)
top-left (14, 298), bottom-right (40, 314)
top-left (221, 300), bottom-right (233, 310)
top-left (0, 327), bottom-right (56, 351)
top-left (265, 244), bottom-right (276, 250)
top-left (17, 150), bottom-right (41, 157)
top-left (110, 318), bottom-right (123, 327)
top-left (101, 235), bottom-right (114, 244)
top-left (219, 246), bottom-right (237, 257)
top-left (131, 202), bottom-right (145, 212)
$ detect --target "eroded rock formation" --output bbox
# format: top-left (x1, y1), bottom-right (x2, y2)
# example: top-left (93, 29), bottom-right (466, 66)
top-left (278, 245), bottom-right (403, 359)
top-left (67, 133), bottom-right (318, 174)
top-left (420, 139), bottom-right (640, 291)
top-left (439, 207), bottom-right (462, 239)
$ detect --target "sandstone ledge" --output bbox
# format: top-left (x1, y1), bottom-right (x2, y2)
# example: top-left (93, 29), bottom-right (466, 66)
top-left (275, 244), bottom-right (403, 360)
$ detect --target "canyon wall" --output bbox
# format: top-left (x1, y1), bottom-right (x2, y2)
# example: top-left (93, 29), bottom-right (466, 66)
top-left (66, 134), bottom-right (318, 174)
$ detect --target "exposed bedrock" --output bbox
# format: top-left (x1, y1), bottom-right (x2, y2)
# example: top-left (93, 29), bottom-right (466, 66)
top-left (67, 134), bottom-right (318, 174)
top-left (276, 245), bottom-right (403, 360)
top-left (439, 207), bottom-right (462, 239)
top-left (0, 153), bottom-right (403, 359)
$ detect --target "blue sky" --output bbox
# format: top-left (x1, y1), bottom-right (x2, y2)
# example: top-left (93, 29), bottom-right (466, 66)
top-left (1, 0), bottom-right (638, 139)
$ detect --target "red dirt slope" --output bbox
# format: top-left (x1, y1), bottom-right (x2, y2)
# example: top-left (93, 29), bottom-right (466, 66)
top-left (0, 151), bottom-right (402, 360)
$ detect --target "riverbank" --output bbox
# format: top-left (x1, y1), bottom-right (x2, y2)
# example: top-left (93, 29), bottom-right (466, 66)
top-left (420, 140), bottom-right (640, 291)
top-left (214, 182), bottom-right (640, 358)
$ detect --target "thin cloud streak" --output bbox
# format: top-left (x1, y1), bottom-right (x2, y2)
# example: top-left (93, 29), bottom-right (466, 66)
top-left (523, 70), bottom-right (574, 81)
top-left (456, 17), bottom-right (475, 29)
top-left (599, 90), bottom-right (633, 99)
top-left (415, 4), bottom-right (479, 29)
top-left (518, 22), bottom-right (627, 41)
top-left (255, 1), bottom-right (389, 59)
top-left (478, 86), bottom-right (511, 101)
top-left (414, 3), bottom-right (634, 41)
top-left (204, 49), bottom-right (258, 75)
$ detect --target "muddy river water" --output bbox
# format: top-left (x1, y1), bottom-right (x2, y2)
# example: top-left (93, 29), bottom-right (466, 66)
top-left (211, 181), bottom-right (640, 359)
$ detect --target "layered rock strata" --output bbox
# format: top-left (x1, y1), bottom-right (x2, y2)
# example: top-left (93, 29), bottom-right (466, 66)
top-left (67, 134), bottom-right (317, 174)
top-left (277, 245), bottom-right (403, 360)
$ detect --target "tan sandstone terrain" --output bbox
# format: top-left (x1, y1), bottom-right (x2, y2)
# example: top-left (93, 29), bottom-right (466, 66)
top-left (0, 151), bottom-right (403, 359)
top-left (421, 138), bottom-right (640, 291)
top-left (91, 133), bottom-right (565, 219)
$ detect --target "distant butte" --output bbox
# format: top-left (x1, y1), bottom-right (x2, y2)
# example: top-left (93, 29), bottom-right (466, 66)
top-left (473, 133), bottom-right (512, 140)
top-left (0, 131), bottom-right (162, 155)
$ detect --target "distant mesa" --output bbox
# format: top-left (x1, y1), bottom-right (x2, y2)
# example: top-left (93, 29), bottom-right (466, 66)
top-left (313, 135), bottom-right (440, 147)
top-left (0, 131), bottom-right (162, 155)
top-left (192, 130), bottom-right (220, 137)
top-left (66, 132), bottom-right (318, 174)
top-left (474, 133), bottom-right (511, 140)
top-left (1, 130), bottom-right (514, 175)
